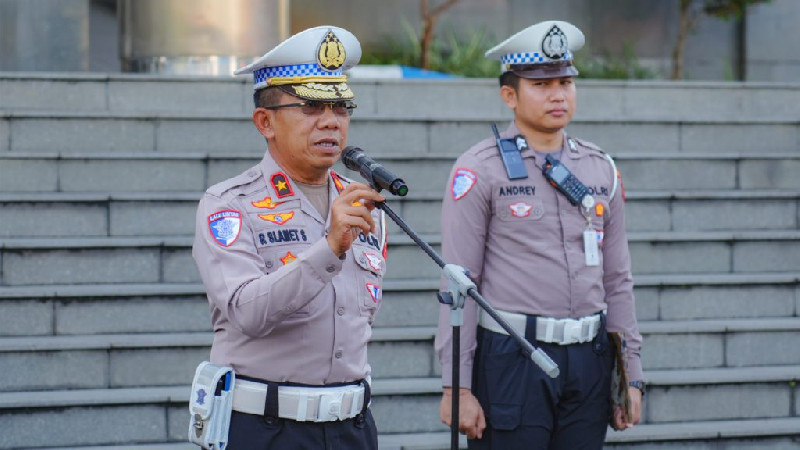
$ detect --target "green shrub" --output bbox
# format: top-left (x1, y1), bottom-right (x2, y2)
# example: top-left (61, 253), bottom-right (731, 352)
top-left (575, 44), bottom-right (656, 79)
top-left (362, 23), bottom-right (499, 78)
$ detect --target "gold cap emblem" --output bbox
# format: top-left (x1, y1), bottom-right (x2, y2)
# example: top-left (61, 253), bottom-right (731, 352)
top-left (317, 30), bottom-right (346, 71)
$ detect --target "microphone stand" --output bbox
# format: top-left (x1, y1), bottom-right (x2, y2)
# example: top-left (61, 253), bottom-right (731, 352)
top-left (372, 199), bottom-right (559, 450)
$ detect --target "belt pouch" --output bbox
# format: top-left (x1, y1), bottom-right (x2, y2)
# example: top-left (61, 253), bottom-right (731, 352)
top-left (188, 361), bottom-right (235, 449)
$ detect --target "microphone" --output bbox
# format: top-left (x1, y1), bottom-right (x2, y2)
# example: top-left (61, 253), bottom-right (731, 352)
top-left (342, 146), bottom-right (409, 196)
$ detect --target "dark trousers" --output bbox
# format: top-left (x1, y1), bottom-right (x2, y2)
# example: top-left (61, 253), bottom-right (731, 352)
top-left (469, 316), bottom-right (614, 450)
top-left (227, 409), bottom-right (378, 450)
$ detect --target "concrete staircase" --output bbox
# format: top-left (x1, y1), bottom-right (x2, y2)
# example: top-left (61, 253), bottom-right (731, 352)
top-left (0, 74), bottom-right (799, 449)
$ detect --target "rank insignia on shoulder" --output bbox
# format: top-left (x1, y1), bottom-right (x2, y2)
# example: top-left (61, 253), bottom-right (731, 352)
top-left (366, 282), bottom-right (382, 303)
top-left (258, 211), bottom-right (295, 225)
top-left (252, 196), bottom-right (285, 209)
top-left (280, 251), bottom-right (297, 265)
top-left (452, 168), bottom-right (477, 201)
top-left (207, 210), bottom-right (242, 247)
top-left (509, 202), bottom-right (533, 218)
top-left (271, 172), bottom-right (295, 198)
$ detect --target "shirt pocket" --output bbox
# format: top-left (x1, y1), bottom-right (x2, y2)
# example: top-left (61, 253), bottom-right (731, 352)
top-left (256, 234), bottom-right (313, 316)
top-left (351, 243), bottom-right (385, 320)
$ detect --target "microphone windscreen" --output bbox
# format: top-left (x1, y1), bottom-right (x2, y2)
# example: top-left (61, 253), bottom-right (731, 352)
top-left (342, 146), bottom-right (363, 171)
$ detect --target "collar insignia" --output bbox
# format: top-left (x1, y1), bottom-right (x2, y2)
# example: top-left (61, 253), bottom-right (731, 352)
top-left (331, 170), bottom-right (345, 193)
top-left (271, 172), bottom-right (294, 198)
top-left (258, 211), bottom-right (295, 225)
top-left (317, 29), bottom-right (346, 71)
top-left (542, 24), bottom-right (568, 60)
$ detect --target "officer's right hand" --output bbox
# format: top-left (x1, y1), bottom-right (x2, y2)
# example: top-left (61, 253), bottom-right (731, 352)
top-left (327, 182), bottom-right (385, 257)
top-left (440, 387), bottom-right (486, 440)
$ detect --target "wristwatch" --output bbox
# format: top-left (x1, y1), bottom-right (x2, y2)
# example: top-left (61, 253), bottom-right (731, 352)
top-left (629, 380), bottom-right (646, 396)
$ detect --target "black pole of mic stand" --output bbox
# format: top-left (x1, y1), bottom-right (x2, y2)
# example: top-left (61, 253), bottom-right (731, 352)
top-left (373, 201), bottom-right (559, 450)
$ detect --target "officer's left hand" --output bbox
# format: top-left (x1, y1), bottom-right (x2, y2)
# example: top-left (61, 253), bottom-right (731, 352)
top-left (612, 386), bottom-right (642, 430)
top-left (327, 182), bottom-right (385, 257)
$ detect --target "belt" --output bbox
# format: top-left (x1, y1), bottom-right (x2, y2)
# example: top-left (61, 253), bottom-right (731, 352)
top-left (232, 378), bottom-right (368, 422)
top-left (478, 308), bottom-right (601, 345)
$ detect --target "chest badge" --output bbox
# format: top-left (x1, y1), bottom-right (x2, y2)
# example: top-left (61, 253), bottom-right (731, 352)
top-left (258, 211), bottom-right (295, 225)
top-left (252, 196), bottom-right (285, 209)
top-left (207, 210), bottom-right (242, 247)
top-left (452, 168), bottom-right (477, 201)
top-left (509, 202), bottom-right (533, 218)
top-left (365, 282), bottom-right (382, 303)
top-left (363, 251), bottom-right (384, 273)
top-left (280, 251), bottom-right (297, 265)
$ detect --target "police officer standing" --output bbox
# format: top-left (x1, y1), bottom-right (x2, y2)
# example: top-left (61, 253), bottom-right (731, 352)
top-left (435, 21), bottom-right (644, 449)
top-left (192, 26), bottom-right (387, 449)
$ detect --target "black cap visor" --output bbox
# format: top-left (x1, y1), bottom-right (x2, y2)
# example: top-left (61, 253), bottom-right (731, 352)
top-left (510, 60), bottom-right (579, 79)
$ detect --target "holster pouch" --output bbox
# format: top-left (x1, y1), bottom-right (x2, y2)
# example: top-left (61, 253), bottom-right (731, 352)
top-left (608, 332), bottom-right (632, 430)
top-left (189, 361), bottom-right (235, 449)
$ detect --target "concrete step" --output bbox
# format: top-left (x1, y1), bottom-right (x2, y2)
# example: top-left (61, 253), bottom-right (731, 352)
top-left (1, 230), bottom-right (798, 286)
top-left (0, 379), bottom-right (442, 448)
top-left (1, 369), bottom-right (798, 448)
top-left (2, 109), bottom-right (799, 155)
top-left (0, 189), bottom-right (797, 238)
top-left (2, 73), bottom-right (799, 123)
top-left (0, 329), bottom-right (438, 391)
top-left (3, 152), bottom-right (800, 194)
top-left (1, 272), bottom-right (796, 336)
top-left (2, 318), bottom-right (799, 392)
top-left (380, 418), bottom-right (800, 450)
top-left (23, 418), bottom-right (800, 449)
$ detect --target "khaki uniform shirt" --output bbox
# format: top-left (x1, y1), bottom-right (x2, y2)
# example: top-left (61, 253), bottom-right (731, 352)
top-left (435, 122), bottom-right (643, 388)
top-left (193, 152), bottom-right (387, 385)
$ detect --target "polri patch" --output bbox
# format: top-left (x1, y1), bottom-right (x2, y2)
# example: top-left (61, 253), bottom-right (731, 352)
top-left (366, 282), bottom-right (382, 303)
top-left (258, 211), bottom-right (295, 225)
top-left (452, 168), bottom-right (477, 201)
top-left (271, 172), bottom-right (294, 198)
top-left (509, 202), bottom-right (533, 218)
top-left (208, 210), bottom-right (242, 247)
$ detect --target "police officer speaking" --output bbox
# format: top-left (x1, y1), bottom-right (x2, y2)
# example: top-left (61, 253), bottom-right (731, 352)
top-left (190, 26), bottom-right (387, 450)
top-left (435, 21), bottom-right (644, 449)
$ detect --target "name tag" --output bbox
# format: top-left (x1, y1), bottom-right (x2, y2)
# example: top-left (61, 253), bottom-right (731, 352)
top-left (583, 228), bottom-right (600, 266)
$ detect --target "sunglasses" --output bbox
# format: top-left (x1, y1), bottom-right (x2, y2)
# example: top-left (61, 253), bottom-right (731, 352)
top-left (264, 100), bottom-right (357, 117)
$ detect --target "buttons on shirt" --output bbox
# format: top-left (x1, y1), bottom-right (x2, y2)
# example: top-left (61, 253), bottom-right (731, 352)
top-left (337, 307), bottom-right (345, 316)
top-left (334, 350), bottom-right (343, 359)
top-left (326, 264), bottom-right (336, 273)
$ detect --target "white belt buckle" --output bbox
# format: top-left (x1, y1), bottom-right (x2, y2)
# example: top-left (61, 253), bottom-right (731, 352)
top-left (563, 320), bottom-right (584, 344)
top-left (317, 391), bottom-right (346, 422)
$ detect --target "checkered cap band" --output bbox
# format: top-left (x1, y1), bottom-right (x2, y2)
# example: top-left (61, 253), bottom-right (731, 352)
top-left (254, 64), bottom-right (344, 85)
top-left (501, 51), bottom-right (573, 66)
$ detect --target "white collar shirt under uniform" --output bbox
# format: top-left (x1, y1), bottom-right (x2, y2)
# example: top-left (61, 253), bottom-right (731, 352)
top-left (435, 122), bottom-right (643, 388)
top-left (192, 152), bottom-right (387, 385)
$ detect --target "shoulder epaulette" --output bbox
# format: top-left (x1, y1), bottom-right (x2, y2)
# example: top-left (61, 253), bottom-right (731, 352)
top-left (207, 165), bottom-right (262, 198)
top-left (570, 137), bottom-right (605, 154)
